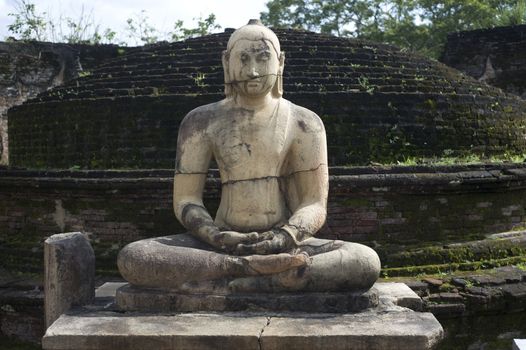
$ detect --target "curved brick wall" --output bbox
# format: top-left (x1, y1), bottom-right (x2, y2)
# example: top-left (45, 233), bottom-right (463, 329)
top-left (441, 25), bottom-right (526, 99)
top-left (1, 164), bottom-right (525, 274)
top-left (8, 29), bottom-right (526, 168)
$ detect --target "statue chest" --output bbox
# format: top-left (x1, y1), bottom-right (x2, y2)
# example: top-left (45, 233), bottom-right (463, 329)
top-left (212, 118), bottom-right (289, 174)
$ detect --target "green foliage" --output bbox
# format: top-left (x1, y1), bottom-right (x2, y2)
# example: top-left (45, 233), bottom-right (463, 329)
top-left (171, 14), bottom-right (222, 42)
top-left (7, 0), bottom-right (116, 44)
top-left (261, 0), bottom-right (526, 58)
top-left (358, 75), bottom-right (375, 94)
top-left (498, 0), bottom-right (526, 25)
top-left (6, 1), bottom-right (221, 45)
top-left (7, 0), bottom-right (47, 41)
top-left (125, 10), bottom-right (159, 45)
top-left (395, 150), bottom-right (526, 166)
top-left (125, 11), bottom-right (221, 45)
top-left (51, 6), bottom-right (116, 44)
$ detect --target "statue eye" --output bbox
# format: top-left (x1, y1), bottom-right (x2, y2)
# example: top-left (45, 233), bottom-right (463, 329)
top-left (258, 51), bottom-right (271, 61)
top-left (240, 53), bottom-right (249, 62)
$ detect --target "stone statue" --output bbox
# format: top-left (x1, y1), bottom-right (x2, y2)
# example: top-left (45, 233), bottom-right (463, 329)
top-left (118, 20), bottom-right (380, 294)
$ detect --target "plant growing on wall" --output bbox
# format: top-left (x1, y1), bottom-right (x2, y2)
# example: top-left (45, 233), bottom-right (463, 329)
top-left (7, 0), bottom-right (47, 41)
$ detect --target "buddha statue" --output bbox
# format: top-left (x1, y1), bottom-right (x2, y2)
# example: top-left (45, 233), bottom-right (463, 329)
top-left (117, 20), bottom-right (381, 294)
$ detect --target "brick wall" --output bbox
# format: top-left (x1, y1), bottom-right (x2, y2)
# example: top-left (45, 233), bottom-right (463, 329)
top-left (441, 25), bottom-right (526, 99)
top-left (0, 41), bottom-right (131, 166)
top-left (9, 30), bottom-right (526, 169)
top-left (1, 164), bottom-right (525, 275)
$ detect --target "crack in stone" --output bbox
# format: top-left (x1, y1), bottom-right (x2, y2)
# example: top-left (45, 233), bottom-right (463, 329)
top-left (223, 175), bottom-right (280, 186)
top-left (221, 163), bottom-right (326, 186)
top-left (226, 74), bottom-right (282, 86)
top-left (175, 171), bottom-right (208, 175)
top-left (257, 316), bottom-right (272, 350)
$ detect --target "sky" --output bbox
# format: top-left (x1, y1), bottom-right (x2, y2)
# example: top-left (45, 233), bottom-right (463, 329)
top-left (0, 0), bottom-right (268, 44)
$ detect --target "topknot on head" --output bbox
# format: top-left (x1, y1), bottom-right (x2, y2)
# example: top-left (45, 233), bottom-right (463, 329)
top-left (247, 19), bottom-right (263, 25)
top-left (226, 19), bottom-right (280, 55)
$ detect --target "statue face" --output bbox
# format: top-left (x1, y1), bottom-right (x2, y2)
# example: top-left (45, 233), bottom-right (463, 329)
top-left (227, 39), bottom-right (280, 98)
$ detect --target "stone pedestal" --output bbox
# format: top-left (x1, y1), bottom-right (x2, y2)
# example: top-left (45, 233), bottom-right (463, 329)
top-left (42, 282), bottom-right (443, 350)
top-left (116, 284), bottom-right (379, 313)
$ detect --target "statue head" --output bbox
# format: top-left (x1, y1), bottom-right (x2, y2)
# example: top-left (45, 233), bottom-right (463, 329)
top-left (223, 19), bottom-right (285, 99)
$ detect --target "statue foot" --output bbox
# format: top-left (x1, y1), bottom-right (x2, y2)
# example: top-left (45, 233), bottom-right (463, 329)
top-left (238, 251), bottom-right (310, 275)
top-left (229, 265), bottom-right (310, 293)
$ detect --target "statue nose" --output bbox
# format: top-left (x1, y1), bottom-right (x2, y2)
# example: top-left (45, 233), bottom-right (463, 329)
top-left (248, 67), bottom-right (260, 78)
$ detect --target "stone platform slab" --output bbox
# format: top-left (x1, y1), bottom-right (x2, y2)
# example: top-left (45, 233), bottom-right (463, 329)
top-left (43, 308), bottom-right (442, 350)
top-left (42, 282), bottom-right (442, 350)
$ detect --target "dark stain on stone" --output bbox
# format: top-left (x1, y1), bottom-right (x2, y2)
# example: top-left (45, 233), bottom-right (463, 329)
top-left (180, 112), bottom-right (204, 141)
top-left (297, 120), bottom-right (307, 133)
top-left (181, 203), bottom-right (212, 232)
top-left (297, 266), bottom-right (307, 278)
top-left (243, 143), bottom-right (252, 155)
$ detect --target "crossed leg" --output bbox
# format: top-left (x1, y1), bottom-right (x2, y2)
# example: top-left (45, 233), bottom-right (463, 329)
top-left (118, 233), bottom-right (381, 293)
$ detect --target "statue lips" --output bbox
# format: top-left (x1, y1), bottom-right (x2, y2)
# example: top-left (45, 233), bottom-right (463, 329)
top-left (247, 81), bottom-right (260, 87)
top-left (245, 79), bottom-right (262, 93)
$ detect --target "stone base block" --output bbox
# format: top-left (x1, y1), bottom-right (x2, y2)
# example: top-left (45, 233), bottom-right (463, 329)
top-left (116, 283), bottom-right (379, 313)
top-left (43, 282), bottom-right (443, 350)
top-left (43, 308), bottom-right (442, 350)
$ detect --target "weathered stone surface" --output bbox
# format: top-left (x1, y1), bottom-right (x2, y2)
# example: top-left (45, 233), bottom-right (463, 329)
top-left (495, 266), bottom-right (526, 283)
top-left (424, 303), bottom-right (465, 317)
top-left (423, 278), bottom-right (443, 288)
top-left (427, 292), bottom-right (463, 304)
top-left (451, 278), bottom-right (469, 287)
top-left (44, 232), bottom-right (95, 328)
top-left (500, 283), bottom-right (526, 298)
top-left (469, 275), bottom-right (506, 286)
top-left (95, 282), bottom-right (126, 299)
top-left (43, 313), bottom-right (265, 350)
top-left (374, 282), bottom-right (423, 311)
top-left (116, 283), bottom-right (379, 313)
top-left (261, 311), bottom-right (443, 350)
top-left (500, 283), bottom-right (526, 309)
top-left (43, 281), bottom-right (442, 349)
top-left (0, 287), bottom-right (44, 342)
top-left (42, 308), bottom-right (443, 350)
top-left (404, 280), bottom-right (429, 296)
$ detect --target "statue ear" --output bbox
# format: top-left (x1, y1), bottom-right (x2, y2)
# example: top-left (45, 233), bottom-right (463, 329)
top-left (222, 50), bottom-right (232, 97)
top-left (272, 51), bottom-right (285, 98)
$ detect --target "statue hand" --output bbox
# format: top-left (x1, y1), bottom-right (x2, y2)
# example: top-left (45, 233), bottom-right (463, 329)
top-left (233, 229), bottom-right (294, 255)
top-left (211, 231), bottom-right (259, 252)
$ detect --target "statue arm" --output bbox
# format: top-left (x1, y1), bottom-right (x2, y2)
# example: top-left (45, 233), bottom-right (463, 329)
top-left (282, 114), bottom-right (329, 243)
top-left (173, 112), bottom-right (220, 246)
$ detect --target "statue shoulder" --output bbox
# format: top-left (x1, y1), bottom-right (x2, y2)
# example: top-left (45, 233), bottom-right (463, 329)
top-left (179, 101), bottom-right (226, 134)
top-left (286, 100), bottom-right (325, 134)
